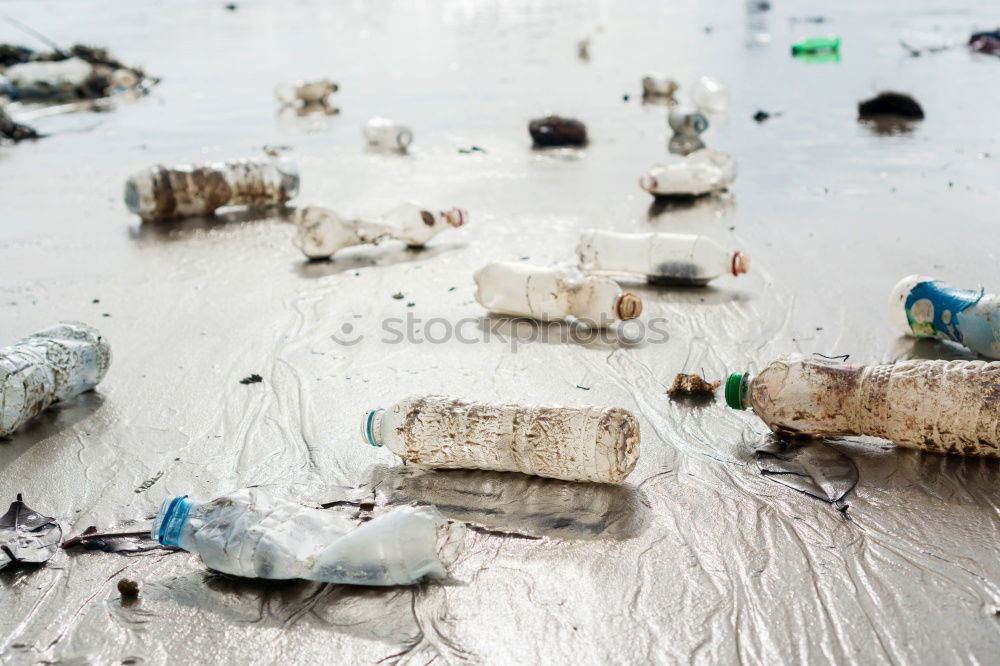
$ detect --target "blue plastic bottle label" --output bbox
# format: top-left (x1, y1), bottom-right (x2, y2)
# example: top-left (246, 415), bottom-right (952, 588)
top-left (904, 280), bottom-right (983, 344)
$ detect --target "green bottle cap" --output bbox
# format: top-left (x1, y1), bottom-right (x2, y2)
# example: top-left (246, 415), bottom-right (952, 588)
top-left (724, 373), bottom-right (749, 410)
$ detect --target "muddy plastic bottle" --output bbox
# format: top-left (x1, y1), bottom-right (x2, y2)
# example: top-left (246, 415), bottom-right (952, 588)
top-left (293, 203), bottom-right (466, 260)
top-left (641, 73), bottom-right (679, 98)
top-left (152, 488), bottom-right (465, 585)
top-left (0, 57), bottom-right (92, 101)
top-left (725, 354), bottom-right (1000, 457)
top-left (362, 396), bottom-right (641, 483)
top-left (0, 322), bottom-right (111, 437)
top-left (640, 149), bottom-right (737, 197)
top-left (474, 262), bottom-right (642, 326)
top-left (889, 275), bottom-right (1000, 360)
top-left (124, 158), bottom-right (299, 221)
top-left (274, 78), bottom-right (338, 105)
top-left (363, 117), bottom-right (413, 150)
top-left (577, 230), bottom-right (749, 285)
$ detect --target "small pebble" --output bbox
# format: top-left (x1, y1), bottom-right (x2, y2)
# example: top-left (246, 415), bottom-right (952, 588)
top-left (118, 579), bottom-right (140, 597)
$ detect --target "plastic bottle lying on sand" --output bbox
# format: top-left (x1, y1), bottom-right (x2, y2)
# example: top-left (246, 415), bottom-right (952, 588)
top-left (668, 107), bottom-right (709, 135)
top-left (124, 157), bottom-right (299, 221)
top-left (1, 322), bottom-right (111, 438)
top-left (641, 73), bottom-right (679, 98)
top-left (363, 117), bottom-right (413, 150)
top-left (474, 262), bottom-right (642, 326)
top-left (725, 354), bottom-right (1000, 457)
top-left (691, 76), bottom-right (729, 113)
top-left (152, 488), bottom-right (465, 585)
top-left (889, 275), bottom-right (1000, 360)
top-left (640, 148), bottom-right (737, 197)
top-left (577, 230), bottom-right (749, 285)
top-left (0, 58), bottom-right (93, 100)
top-left (362, 396), bottom-right (641, 483)
top-left (293, 203), bottom-right (466, 260)
top-left (274, 78), bottom-right (338, 105)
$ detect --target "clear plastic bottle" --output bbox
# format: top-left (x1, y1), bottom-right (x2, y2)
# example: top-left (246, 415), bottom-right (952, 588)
top-left (363, 117), bottom-right (413, 151)
top-left (889, 275), bottom-right (1000, 360)
top-left (690, 75), bottom-right (729, 113)
top-left (668, 107), bottom-right (709, 135)
top-left (152, 488), bottom-right (465, 585)
top-left (474, 261), bottom-right (642, 326)
top-left (362, 395), bottom-right (641, 483)
top-left (1, 322), bottom-right (111, 437)
top-left (640, 148), bottom-right (737, 197)
top-left (124, 158), bottom-right (299, 221)
top-left (293, 203), bottom-right (466, 259)
top-left (725, 354), bottom-right (1000, 457)
top-left (577, 230), bottom-right (749, 285)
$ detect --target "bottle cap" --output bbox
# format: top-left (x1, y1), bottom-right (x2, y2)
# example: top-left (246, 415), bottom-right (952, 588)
top-left (362, 408), bottom-right (385, 447)
top-left (724, 372), bottom-right (749, 409)
top-left (639, 173), bottom-right (658, 192)
top-left (152, 495), bottom-right (191, 547)
top-left (615, 293), bottom-right (643, 320)
top-left (731, 251), bottom-right (751, 276)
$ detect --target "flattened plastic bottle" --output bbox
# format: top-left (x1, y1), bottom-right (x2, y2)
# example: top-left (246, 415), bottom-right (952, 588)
top-left (726, 354), bottom-right (1000, 457)
top-left (577, 230), bottom-right (749, 285)
top-left (0, 322), bottom-right (110, 437)
top-left (362, 395), bottom-right (641, 483)
top-left (640, 149), bottom-right (737, 197)
top-left (152, 488), bottom-right (465, 585)
top-left (474, 261), bottom-right (642, 326)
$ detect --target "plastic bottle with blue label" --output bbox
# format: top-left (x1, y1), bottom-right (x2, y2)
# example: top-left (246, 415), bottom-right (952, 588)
top-left (889, 275), bottom-right (1000, 359)
top-left (151, 488), bottom-right (465, 586)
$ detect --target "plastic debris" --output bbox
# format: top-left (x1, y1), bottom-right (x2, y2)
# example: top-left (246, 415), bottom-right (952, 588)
top-left (124, 157), bottom-right (299, 221)
top-left (474, 261), bottom-right (642, 326)
top-left (363, 117), bottom-right (413, 151)
top-left (858, 92), bottom-right (924, 120)
top-left (641, 73), bottom-right (679, 100)
top-left (0, 494), bottom-right (62, 570)
top-left (640, 148), bottom-right (737, 198)
top-left (0, 43), bottom-right (152, 101)
top-left (292, 203), bottom-right (466, 260)
top-left (753, 110), bottom-right (771, 123)
top-left (0, 104), bottom-right (39, 142)
top-left (528, 115), bottom-right (588, 147)
top-left (667, 373), bottom-right (720, 396)
top-left (1, 322), bottom-right (110, 438)
top-left (363, 396), bottom-right (641, 483)
top-left (667, 107), bottom-right (709, 135)
top-left (274, 78), bottom-right (338, 106)
top-left (791, 36), bottom-right (840, 56)
top-left (577, 230), bottom-right (749, 285)
top-left (726, 354), bottom-right (1000, 457)
top-left (889, 275), bottom-right (999, 360)
top-left (969, 29), bottom-right (1000, 56)
top-left (152, 488), bottom-right (465, 585)
top-left (690, 76), bottom-right (729, 113)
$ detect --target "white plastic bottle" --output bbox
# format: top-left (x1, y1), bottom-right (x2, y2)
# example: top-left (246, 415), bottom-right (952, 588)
top-left (362, 396), bottom-right (641, 483)
top-left (889, 275), bottom-right (1000, 360)
top-left (152, 488), bottom-right (465, 585)
top-left (691, 75), bottom-right (729, 113)
top-left (1, 322), bottom-right (111, 437)
top-left (639, 149), bottom-right (737, 197)
top-left (124, 158), bottom-right (299, 221)
top-left (577, 230), bottom-right (749, 285)
top-left (293, 203), bottom-right (466, 260)
top-left (474, 262), bottom-right (642, 326)
top-left (725, 354), bottom-right (1000, 457)
top-left (363, 117), bottom-right (413, 151)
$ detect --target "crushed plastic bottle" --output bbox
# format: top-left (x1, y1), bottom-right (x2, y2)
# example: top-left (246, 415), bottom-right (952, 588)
top-left (725, 354), bottom-right (1000, 457)
top-left (791, 36), bottom-right (840, 56)
top-left (474, 261), bottom-right (642, 326)
top-left (363, 117), bottom-right (413, 151)
top-left (667, 107), bottom-right (709, 135)
top-left (889, 275), bottom-right (1000, 360)
top-left (292, 203), bottom-right (466, 260)
top-left (690, 76), bottom-right (729, 113)
top-left (274, 78), bottom-right (338, 105)
top-left (152, 488), bottom-right (465, 585)
top-left (577, 230), bottom-right (749, 285)
top-left (0, 57), bottom-right (92, 101)
top-left (639, 148), bottom-right (737, 198)
top-left (124, 157), bottom-right (299, 221)
top-left (641, 73), bottom-right (679, 99)
top-left (362, 396), bottom-right (641, 483)
top-left (1, 322), bottom-right (111, 438)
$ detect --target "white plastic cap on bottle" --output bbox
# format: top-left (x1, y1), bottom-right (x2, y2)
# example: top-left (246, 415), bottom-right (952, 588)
top-left (888, 274), bottom-right (935, 337)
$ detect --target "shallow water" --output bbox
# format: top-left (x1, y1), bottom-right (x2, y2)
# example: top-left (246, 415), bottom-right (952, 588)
top-left (1, 0), bottom-right (999, 663)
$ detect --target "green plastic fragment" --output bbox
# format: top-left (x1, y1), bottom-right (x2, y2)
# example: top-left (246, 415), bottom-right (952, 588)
top-left (791, 36), bottom-right (841, 56)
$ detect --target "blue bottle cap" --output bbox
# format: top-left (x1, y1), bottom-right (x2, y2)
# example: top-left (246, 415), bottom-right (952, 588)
top-left (153, 495), bottom-right (191, 547)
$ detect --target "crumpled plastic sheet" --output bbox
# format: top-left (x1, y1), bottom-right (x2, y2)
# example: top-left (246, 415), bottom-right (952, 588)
top-left (1, 0), bottom-right (999, 664)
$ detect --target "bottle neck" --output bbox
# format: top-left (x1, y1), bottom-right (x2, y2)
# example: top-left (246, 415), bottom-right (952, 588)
top-left (363, 408), bottom-right (385, 447)
top-left (152, 495), bottom-right (192, 547)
